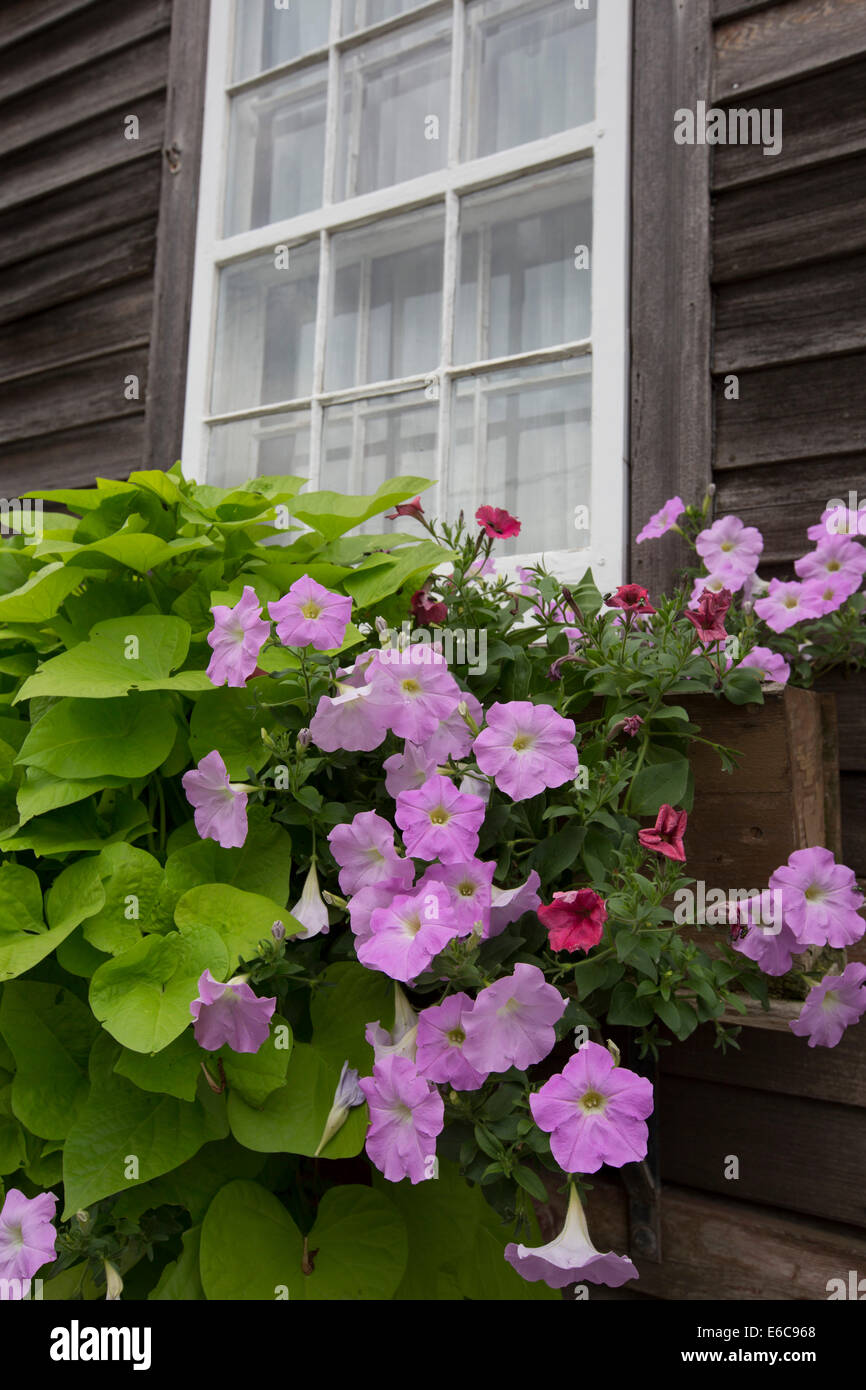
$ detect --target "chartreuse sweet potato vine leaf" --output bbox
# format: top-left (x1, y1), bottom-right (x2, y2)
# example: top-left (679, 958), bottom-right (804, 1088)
top-left (0, 981), bottom-right (98, 1140)
top-left (289, 475), bottom-right (432, 541)
top-left (16, 615), bottom-right (211, 701)
top-left (174, 883), bottom-right (304, 963)
top-left (0, 858), bottom-right (104, 981)
top-left (199, 1181), bottom-right (408, 1301)
top-left (16, 693), bottom-right (177, 780)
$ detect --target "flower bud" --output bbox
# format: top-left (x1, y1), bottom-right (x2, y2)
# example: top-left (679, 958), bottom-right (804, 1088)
top-left (104, 1260), bottom-right (123, 1302)
top-left (297, 728), bottom-right (311, 750)
top-left (271, 919), bottom-right (286, 942)
top-left (606, 1039), bottom-right (621, 1068)
top-left (457, 700), bottom-right (481, 736)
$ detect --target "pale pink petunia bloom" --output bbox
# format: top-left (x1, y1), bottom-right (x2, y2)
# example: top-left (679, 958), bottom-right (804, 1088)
top-left (696, 515), bottom-right (763, 579)
top-left (269, 575), bottom-right (352, 651)
top-left (190, 969), bottom-right (276, 1053)
top-left (206, 585), bottom-right (271, 688)
top-left (360, 1054), bottom-right (444, 1184)
top-left (505, 1183), bottom-right (638, 1289)
top-left (800, 574), bottom-right (858, 616)
top-left (424, 691), bottom-right (484, 764)
top-left (0, 1189), bottom-right (57, 1286)
top-left (182, 750), bottom-right (248, 849)
top-left (290, 861), bottom-right (329, 940)
top-left (808, 505), bottom-right (866, 541)
top-left (529, 1041), bottom-right (653, 1174)
top-left (795, 533), bottom-right (866, 593)
top-left (365, 985), bottom-right (419, 1063)
top-left (770, 847), bottom-right (865, 949)
top-left (328, 810), bottom-right (413, 896)
top-left (635, 496), bottom-right (685, 545)
top-left (753, 579), bottom-right (823, 633)
top-left (395, 775), bottom-right (486, 863)
top-left (689, 570), bottom-right (744, 606)
top-left (462, 963), bottom-right (565, 1074)
top-left (416, 991), bottom-right (489, 1091)
top-left (363, 648), bottom-right (463, 743)
top-left (419, 858), bottom-right (495, 936)
top-left (487, 871), bottom-right (542, 939)
top-left (731, 892), bottom-right (800, 976)
top-left (789, 963), bottom-right (866, 1048)
top-left (473, 701), bottom-right (578, 802)
top-left (740, 645), bottom-right (791, 685)
top-left (348, 880), bottom-right (414, 948)
top-left (309, 683), bottom-right (389, 753)
top-left (357, 883), bottom-right (459, 983)
top-left (383, 741), bottom-right (437, 799)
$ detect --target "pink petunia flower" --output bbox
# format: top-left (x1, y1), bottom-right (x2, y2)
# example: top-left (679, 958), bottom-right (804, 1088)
top-left (309, 683), bottom-right (389, 753)
top-left (808, 505), bottom-right (866, 540)
top-left (363, 648), bottom-right (462, 743)
top-left (770, 847), bottom-right (865, 949)
top-left (487, 871), bottom-right (542, 938)
top-left (385, 496), bottom-right (425, 522)
top-left (696, 515), bottom-right (763, 579)
top-left (731, 892), bottom-right (799, 976)
top-left (473, 701), bottom-right (578, 802)
top-left (462, 963), bottom-right (565, 1074)
top-left (0, 1189), bottom-right (57, 1286)
top-left (530, 1041), bottom-right (654, 1173)
top-left (328, 811), bottom-right (414, 897)
top-left (357, 884), bottom-right (459, 983)
top-left (476, 505), bottom-right (521, 539)
top-left (419, 858), bottom-right (495, 936)
top-left (395, 775), bottom-right (486, 863)
top-left (802, 574), bottom-right (855, 616)
top-left (349, 881), bottom-right (412, 948)
top-left (383, 742), bottom-right (438, 799)
top-left (638, 804), bottom-right (687, 862)
top-left (206, 586), bottom-right (271, 688)
top-left (467, 555), bottom-right (497, 580)
top-left (689, 571), bottom-right (744, 606)
top-left (360, 1054), bottom-right (444, 1184)
top-left (539, 889), bottom-right (607, 954)
top-left (190, 969), bottom-right (276, 1053)
top-left (416, 992), bottom-right (488, 1091)
top-left (795, 534), bottom-right (866, 593)
top-left (789, 963), bottom-right (866, 1048)
top-left (290, 861), bottom-right (329, 940)
top-left (634, 496), bottom-right (685, 545)
top-left (754, 579), bottom-right (823, 633)
top-left (740, 646), bottom-right (790, 685)
top-left (269, 576), bottom-right (352, 651)
top-left (365, 986), bottom-right (419, 1063)
top-left (424, 691), bottom-right (484, 764)
top-left (182, 750), bottom-right (248, 849)
top-left (505, 1183), bottom-right (638, 1289)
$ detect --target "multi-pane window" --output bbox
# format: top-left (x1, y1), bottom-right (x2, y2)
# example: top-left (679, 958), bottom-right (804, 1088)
top-left (183, 0), bottom-right (630, 579)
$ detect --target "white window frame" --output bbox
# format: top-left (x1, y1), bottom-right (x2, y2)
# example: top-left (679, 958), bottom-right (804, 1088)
top-left (182, 0), bottom-right (632, 585)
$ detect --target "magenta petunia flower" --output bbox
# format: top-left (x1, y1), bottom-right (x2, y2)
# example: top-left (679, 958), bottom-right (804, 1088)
top-left (424, 691), bottom-right (484, 763)
top-left (395, 774), bottom-right (486, 863)
top-left (328, 811), bottom-right (413, 896)
top-left (795, 534), bottom-right (866, 593)
top-left (770, 847), bottom-right (865, 949)
top-left (419, 858), bottom-right (495, 936)
top-left (740, 645), bottom-right (790, 685)
top-left (206, 585), bottom-right (271, 688)
top-left (269, 575), bottom-right (352, 651)
top-left (360, 1054), bottom-right (444, 1184)
top-left (416, 992), bottom-right (488, 1091)
top-left (605, 584), bottom-right (656, 615)
top-left (363, 648), bottom-right (463, 743)
top-left (357, 884), bottom-right (459, 983)
top-left (487, 870), bottom-right (542, 938)
top-left (309, 683), bottom-right (389, 753)
top-left (638, 804), bottom-right (687, 862)
top-left (181, 750), bottom-right (249, 849)
top-left (789, 963), bottom-right (866, 1048)
top-left (754, 579), bottom-right (823, 633)
top-left (190, 970), bottom-right (276, 1053)
top-left (696, 515), bottom-right (763, 579)
top-left (538, 889), bottom-right (607, 954)
top-left (473, 701), bottom-right (578, 802)
top-left (530, 1041), bottom-right (653, 1174)
top-left (505, 1183), bottom-right (637, 1289)
top-left (476, 505), bottom-right (521, 539)
top-left (410, 590), bottom-right (448, 626)
top-left (634, 496), bottom-right (685, 545)
top-left (383, 742), bottom-right (437, 799)
top-left (462, 963), bottom-right (565, 1074)
top-left (385, 495), bottom-right (425, 522)
top-left (0, 1189), bottom-right (57, 1286)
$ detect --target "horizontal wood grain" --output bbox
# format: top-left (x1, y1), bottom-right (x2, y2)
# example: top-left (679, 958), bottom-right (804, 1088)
top-left (0, 220), bottom-right (157, 327)
top-left (0, 279), bottom-right (153, 386)
top-left (0, 348), bottom-right (148, 443)
top-left (0, 0), bottom-right (100, 53)
top-left (714, 353), bottom-right (866, 468)
top-left (713, 457), bottom-right (866, 560)
top-left (714, 0), bottom-right (866, 101)
top-left (0, 417), bottom-right (146, 493)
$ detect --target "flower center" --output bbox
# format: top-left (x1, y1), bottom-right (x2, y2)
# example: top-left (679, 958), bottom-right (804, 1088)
top-left (784, 597), bottom-right (798, 609)
top-left (405, 913), bottom-right (422, 936)
top-left (721, 541), bottom-right (733, 552)
top-left (429, 807), bottom-right (450, 825)
top-left (457, 881), bottom-right (475, 897)
top-left (826, 560), bottom-right (840, 572)
top-left (499, 997), bottom-right (523, 1017)
top-left (447, 1027), bottom-right (466, 1046)
top-left (395, 1103), bottom-right (414, 1123)
top-left (301, 601), bottom-right (322, 620)
top-left (401, 678), bottom-right (422, 694)
top-left (579, 1089), bottom-right (606, 1113)
top-left (512, 733), bottom-right (533, 752)
top-left (821, 990), bottom-right (839, 1010)
top-left (804, 884), bottom-right (825, 903)
top-left (5, 1222), bottom-right (24, 1249)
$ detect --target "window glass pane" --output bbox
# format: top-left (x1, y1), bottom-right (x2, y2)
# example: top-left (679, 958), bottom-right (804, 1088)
top-left (234, 0), bottom-right (330, 82)
top-left (226, 66), bottom-right (327, 235)
top-left (455, 163), bottom-right (592, 364)
top-left (321, 389), bottom-right (438, 525)
top-left (463, 0), bottom-right (596, 160)
top-left (336, 17), bottom-right (451, 201)
top-left (212, 244), bottom-right (320, 414)
top-left (208, 412), bottom-right (312, 489)
top-left (342, 0), bottom-right (428, 33)
top-left (449, 360), bottom-right (591, 554)
top-left (326, 209), bottom-right (444, 390)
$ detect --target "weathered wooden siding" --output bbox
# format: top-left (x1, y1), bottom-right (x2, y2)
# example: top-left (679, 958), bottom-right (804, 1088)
top-left (0, 0), bottom-right (208, 495)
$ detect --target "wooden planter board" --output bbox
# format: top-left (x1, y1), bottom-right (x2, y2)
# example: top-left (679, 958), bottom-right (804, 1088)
top-left (815, 670), bottom-right (866, 882)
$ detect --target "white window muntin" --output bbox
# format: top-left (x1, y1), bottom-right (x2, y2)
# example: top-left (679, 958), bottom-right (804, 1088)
top-left (183, 0), bottom-right (631, 586)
